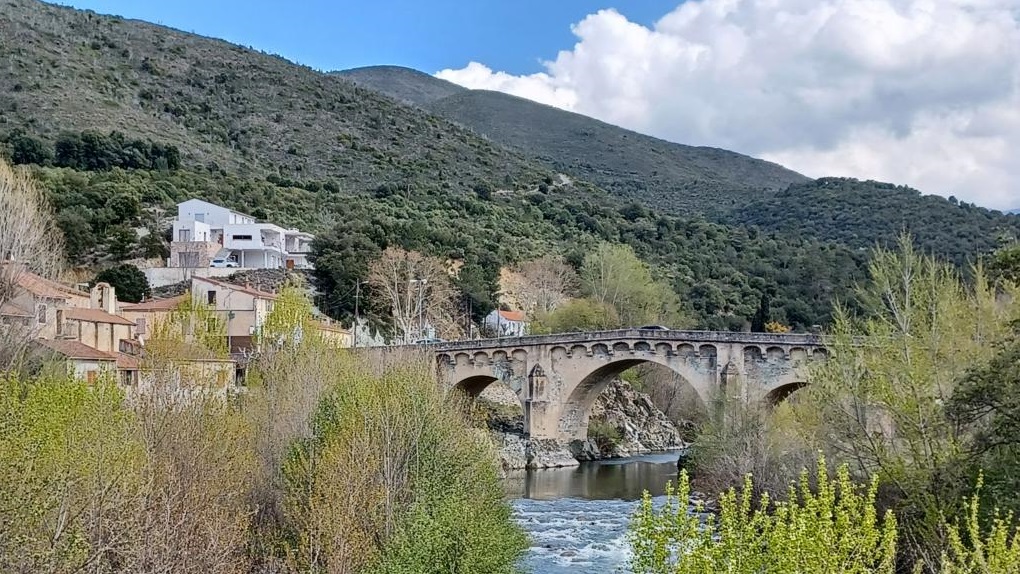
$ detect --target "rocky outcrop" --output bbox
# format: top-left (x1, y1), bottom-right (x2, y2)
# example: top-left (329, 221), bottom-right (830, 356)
top-left (589, 379), bottom-right (687, 457)
top-left (483, 378), bottom-right (687, 471)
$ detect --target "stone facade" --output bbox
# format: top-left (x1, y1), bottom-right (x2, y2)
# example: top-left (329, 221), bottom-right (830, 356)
top-left (169, 241), bottom-right (221, 268)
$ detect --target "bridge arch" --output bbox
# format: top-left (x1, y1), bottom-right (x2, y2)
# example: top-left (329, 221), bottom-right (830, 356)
top-left (764, 381), bottom-right (808, 406)
top-left (556, 355), bottom-right (711, 443)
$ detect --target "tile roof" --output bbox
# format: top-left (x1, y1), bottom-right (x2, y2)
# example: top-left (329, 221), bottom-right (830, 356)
top-left (0, 301), bottom-right (34, 317)
top-left (66, 308), bottom-right (136, 326)
top-left (15, 270), bottom-right (88, 300)
top-left (193, 276), bottom-right (277, 299)
top-left (498, 310), bottom-right (527, 322)
top-left (115, 353), bottom-right (141, 370)
top-left (121, 294), bottom-right (188, 312)
top-left (35, 339), bottom-right (116, 361)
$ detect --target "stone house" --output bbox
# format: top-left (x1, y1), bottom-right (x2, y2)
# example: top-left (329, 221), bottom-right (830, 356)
top-left (483, 309), bottom-right (529, 338)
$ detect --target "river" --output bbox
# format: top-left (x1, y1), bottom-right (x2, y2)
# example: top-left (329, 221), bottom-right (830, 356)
top-left (503, 452), bottom-right (682, 574)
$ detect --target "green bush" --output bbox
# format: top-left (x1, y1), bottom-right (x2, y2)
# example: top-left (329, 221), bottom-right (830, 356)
top-left (280, 357), bottom-right (528, 573)
top-left (588, 419), bottom-right (623, 455)
top-left (941, 480), bottom-right (1020, 574)
top-left (629, 457), bottom-right (898, 574)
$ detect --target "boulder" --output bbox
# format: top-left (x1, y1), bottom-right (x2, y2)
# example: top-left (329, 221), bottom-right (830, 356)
top-left (590, 379), bottom-right (686, 457)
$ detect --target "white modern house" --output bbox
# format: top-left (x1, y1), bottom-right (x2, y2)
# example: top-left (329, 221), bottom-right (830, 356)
top-left (170, 199), bottom-right (314, 269)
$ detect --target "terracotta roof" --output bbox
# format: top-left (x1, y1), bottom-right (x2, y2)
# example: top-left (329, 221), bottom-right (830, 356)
top-left (115, 353), bottom-right (141, 370)
top-left (0, 301), bottom-right (34, 317)
top-left (35, 339), bottom-right (116, 361)
top-left (498, 310), bottom-right (527, 322)
top-left (121, 294), bottom-right (188, 312)
top-left (193, 276), bottom-right (277, 299)
top-left (66, 308), bottom-right (135, 326)
top-left (14, 270), bottom-right (88, 300)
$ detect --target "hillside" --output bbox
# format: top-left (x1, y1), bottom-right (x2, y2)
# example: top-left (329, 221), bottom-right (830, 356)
top-left (730, 179), bottom-right (1020, 267)
top-left (336, 65), bottom-right (467, 106)
top-left (339, 66), bottom-right (810, 215)
top-left (0, 0), bottom-right (549, 194)
top-left (0, 0), bottom-right (1011, 335)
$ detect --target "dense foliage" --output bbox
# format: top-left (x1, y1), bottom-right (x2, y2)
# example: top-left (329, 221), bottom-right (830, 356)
top-left (1, 0), bottom-right (1012, 336)
top-left (93, 263), bottom-right (151, 303)
top-left (631, 459), bottom-right (898, 574)
top-left (731, 178), bottom-right (1020, 267)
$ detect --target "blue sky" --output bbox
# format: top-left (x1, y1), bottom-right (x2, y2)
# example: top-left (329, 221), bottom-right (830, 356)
top-left (58, 0), bottom-right (680, 74)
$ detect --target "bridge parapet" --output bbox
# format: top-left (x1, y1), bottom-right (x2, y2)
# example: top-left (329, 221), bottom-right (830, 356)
top-left (430, 329), bottom-right (828, 354)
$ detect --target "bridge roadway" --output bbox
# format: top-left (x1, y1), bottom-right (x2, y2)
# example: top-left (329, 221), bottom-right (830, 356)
top-left (423, 329), bottom-right (829, 443)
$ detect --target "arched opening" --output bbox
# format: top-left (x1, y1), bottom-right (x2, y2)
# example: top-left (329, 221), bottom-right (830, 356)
top-left (764, 381), bottom-right (808, 406)
top-left (559, 358), bottom-right (709, 445)
top-left (451, 375), bottom-right (524, 435)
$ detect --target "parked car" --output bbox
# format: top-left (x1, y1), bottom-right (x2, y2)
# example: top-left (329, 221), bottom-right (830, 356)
top-left (210, 258), bottom-right (239, 268)
top-left (637, 325), bottom-right (670, 331)
top-left (414, 337), bottom-right (445, 345)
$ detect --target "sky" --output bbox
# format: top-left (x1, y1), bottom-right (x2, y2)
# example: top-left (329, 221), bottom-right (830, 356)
top-left (62, 0), bottom-right (1020, 210)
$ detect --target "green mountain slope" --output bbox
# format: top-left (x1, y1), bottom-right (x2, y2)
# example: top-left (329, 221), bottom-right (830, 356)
top-left (339, 66), bottom-right (810, 215)
top-left (731, 179), bottom-right (1020, 267)
top-left (0, 1), bottom-right (1010, 335)
top-left (0, 0), bottom-right (548, 193)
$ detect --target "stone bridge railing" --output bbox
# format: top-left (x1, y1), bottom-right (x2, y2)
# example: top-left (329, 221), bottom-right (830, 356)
top-left (428, 329), bottom-right (828, 353)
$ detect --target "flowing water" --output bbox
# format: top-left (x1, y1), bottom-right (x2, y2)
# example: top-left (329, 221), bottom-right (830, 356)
top-left (504, 452), bottom-right (682, 574)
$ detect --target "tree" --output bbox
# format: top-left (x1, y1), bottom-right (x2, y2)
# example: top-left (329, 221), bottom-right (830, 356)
top-left (368, 247), bottom-right (459, 342)
top-left (0, 158), bottom-right (65, 369)
top-left (751, 291), bottom-right (771, 332)
top-left (948, 320), bottom-right (1020, 517)
top-left (530, 297), bottom-right (620, 334)
top-left (94, 264), bottom-right (151, 303)
top-left (512, 255), bottom-right (579, 315)
top-left (580, 242), bottom-right (685, 327)
top-left (795, 236), bottom-right (1013, 565)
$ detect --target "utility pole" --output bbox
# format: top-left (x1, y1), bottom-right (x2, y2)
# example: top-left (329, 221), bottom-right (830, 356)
top-left (353, 280), bottom-right (361, 349)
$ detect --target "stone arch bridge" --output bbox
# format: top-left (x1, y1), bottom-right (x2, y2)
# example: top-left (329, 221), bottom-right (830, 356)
top-left (429, 329), bottom-right (828, 443)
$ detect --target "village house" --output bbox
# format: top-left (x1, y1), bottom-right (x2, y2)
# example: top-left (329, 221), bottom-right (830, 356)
top-left (170, 199), bottom-right (314, 270)
top-left (483, 309), bottom-right (529, 338)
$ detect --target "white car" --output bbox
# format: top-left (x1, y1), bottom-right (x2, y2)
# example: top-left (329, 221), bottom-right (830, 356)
top-left (210, 258), bottom-right (239, 268)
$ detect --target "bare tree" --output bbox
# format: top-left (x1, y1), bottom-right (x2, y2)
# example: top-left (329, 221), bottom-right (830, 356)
top-left (513, 256), bottom-right (578, 315)
top-left (0, 158), bottom-right (65, 370)
top-left (368, 247), bottom-right (459, 343)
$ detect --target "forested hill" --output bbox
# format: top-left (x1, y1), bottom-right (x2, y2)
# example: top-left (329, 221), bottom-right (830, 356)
top-left (339, 66), bottom-right (810, 216)
top-left (0, 0), bottom-right (550, 194)
top-left (730, 178), bottom-right (1020, 267)
top-left (0, 0), bottom-right (1012, 334)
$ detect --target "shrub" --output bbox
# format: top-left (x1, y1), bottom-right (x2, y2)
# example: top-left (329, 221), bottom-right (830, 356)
top-left (277, 355), bottom-right (528, 573)
top-left (940, 479), bottom-right (1020, 574)
top-left (629, 457), bottom-right (898, 574)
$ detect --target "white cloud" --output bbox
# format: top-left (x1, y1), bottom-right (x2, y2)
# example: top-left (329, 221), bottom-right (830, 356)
top-left (436, 0), bottom-right (1020, 210)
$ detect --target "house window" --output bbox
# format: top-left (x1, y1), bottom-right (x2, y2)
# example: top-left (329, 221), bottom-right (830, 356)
top-left (178, 229), bottom-right (192, 242)
top-left (207, 291), bottom-right (217, 305)
top-left (231, 234), bottom-right (253, 241)
top-left (37, 304), bottom-right (47, 325)
top-left (86, 370), bottom-right (97, 385)
top-left (136, 318), bottom-right (147, 335)
top-left (120, 370), bottom-right (135, 386)
top-left (56, 310), bottom-right (63, 334)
